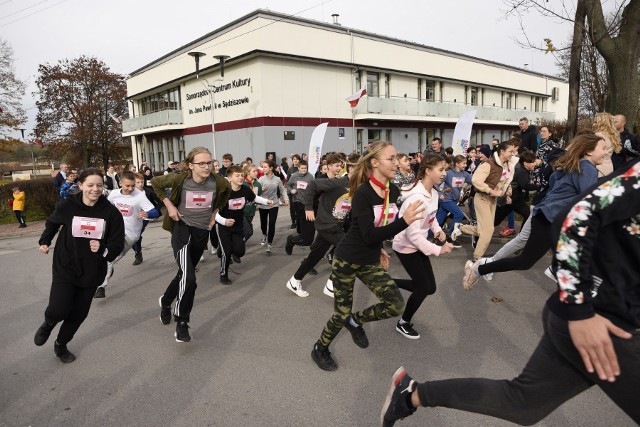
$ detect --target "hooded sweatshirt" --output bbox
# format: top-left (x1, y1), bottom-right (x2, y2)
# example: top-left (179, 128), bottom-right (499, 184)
top-left (286, 171), bottom-right (315, 204)
top-left (39, 193), bottom-right (125, 288)
top-left (393, 181), bottom-right (443, 256)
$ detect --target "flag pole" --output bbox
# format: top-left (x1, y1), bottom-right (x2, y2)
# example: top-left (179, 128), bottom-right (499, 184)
top-left (351, 108), bottom-right (356, 153)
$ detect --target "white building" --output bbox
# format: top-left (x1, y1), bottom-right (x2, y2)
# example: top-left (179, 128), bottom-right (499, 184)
top-left (123, 9), bottom-right (568, 170)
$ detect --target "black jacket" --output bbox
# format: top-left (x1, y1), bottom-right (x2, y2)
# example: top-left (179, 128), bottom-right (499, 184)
top-left (519, 125), bottom-right (538, 153)
top-left (39, 193), bottom-right (125, 288)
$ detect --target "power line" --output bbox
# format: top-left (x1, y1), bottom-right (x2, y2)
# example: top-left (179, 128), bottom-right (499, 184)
top-left (0, 0), bottom-right (51, 21)
top-left (0, 0), bottom-right (67, 28)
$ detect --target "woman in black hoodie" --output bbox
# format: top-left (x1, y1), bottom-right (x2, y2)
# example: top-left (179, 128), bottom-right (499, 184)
top-left (34, 168), bottom-right (125, 363)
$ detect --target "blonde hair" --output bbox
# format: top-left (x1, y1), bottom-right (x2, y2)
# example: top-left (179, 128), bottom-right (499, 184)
top-left (182, 147), bottom-right (212, 178)
top-left (593, 112), bottom-right (621, 153)
top-left (349, 140), bottom-right (393, 197)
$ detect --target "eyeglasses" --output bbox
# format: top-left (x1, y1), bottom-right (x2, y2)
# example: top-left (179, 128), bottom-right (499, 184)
top-left (193, 162), bottom-right (213, 168)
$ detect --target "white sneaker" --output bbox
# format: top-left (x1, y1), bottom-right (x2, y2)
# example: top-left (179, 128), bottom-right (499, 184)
top-left (323, 279), bottom-right (334, 298)
top-left (544, 266), bottom-right (557, 283)
top-left (200, 254), bottom-right (205, 262)
top-left (210, 246), bottom-right (215, 255)
top-left (286, 276), bottom-right (309, 297)
top-left (266, 244), bottom-right (272, 254)
top-left (463, 259), bottom-right (481, 290)
top-left (478, 257), bottom-right (493, 281)
top-left (260, 235), bottom-right (267, 245)
top-left (451, 223), bottom-right (462, 241)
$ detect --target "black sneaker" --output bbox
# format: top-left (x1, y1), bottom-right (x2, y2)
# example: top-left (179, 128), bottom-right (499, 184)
top-left (290, 223), bottom-right (297, 229)
top-left (54, 341), bottom-right (76, 364)
top-left (311, 342), bottom-right (338, 371)
top-left (325, 252), bottom-right (333, 264)
top-left (232, 254), bottom-right (241, 264)
top-left (94, 286), bottom-right (105, 299)
top-left (345, 316), bottom-right (369, 348)
top-left (220, 276), bottom-right (233, 285)
top-left (285, 235), bottom-right (295, 256)
top-left (381, 366), bottom-right (417, 426)
top-left (175, 321), bottom-right (191, 342)
top-left (396, 321), bottom-right (420, 339)
top-left (133, 252), bottom-right (143, 265)
top-left (159, 296), bottom-right (171, 325)
top-left (34, 320), bottom-right (55, 346)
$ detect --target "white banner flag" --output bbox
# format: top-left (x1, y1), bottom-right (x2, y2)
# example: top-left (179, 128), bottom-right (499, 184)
top-left (452, 110), bottom-right (476, 156)
top-left (307, 122), bottom-right (329, 176)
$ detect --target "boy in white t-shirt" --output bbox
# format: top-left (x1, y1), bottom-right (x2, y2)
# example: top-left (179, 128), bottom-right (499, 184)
top-left (94, 170), bottom-right (160, 298)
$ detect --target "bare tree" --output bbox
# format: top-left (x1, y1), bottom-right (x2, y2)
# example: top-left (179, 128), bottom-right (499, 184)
top-left (0, 38), bottom-right (27, 135)
top-left (504, 0), bottom-right (640, 136)
top-left (34, 56), bottom-right (129, 168)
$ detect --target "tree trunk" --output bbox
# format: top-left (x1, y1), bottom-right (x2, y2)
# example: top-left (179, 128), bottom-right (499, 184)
top-left (566, 0), bottom-right (587, 145)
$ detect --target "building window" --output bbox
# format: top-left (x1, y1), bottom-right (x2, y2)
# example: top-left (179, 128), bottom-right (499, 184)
top-left (140, 86), bottom-right (181, 116)
top-left (534, 96), bottom-right (541, 112)
top-left (505, 92), bottom-right (512, 109)
top-left (385, 129), bottom-right (392, 142)
top-left (368, 129), bottom-right (381, 143)
top-left (417, 79), bottom-right (422, 101)
top-left (384, 74), bottom-right (390, 98)
top-left (167, 138), bottom-right (174, 159)
top-left (178, 137), bottom-right (185, 160)
top-left (357, 129), bottom-right (364, 153)
top-left (470, 87), bottom-right (478, 106)
top-left (425, 80), bottom-right (435, 102)
top-left (367, 73), bottom-right (379, 97)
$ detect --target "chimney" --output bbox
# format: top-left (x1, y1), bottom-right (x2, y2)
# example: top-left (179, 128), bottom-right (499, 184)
top-left (332, 14), bottom-right (341, 26)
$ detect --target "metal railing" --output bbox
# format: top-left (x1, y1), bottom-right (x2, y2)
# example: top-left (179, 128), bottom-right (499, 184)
top-left (122, 109), bottom-right (184, 133)
top-left (355, 97), bottom-right (555, 122)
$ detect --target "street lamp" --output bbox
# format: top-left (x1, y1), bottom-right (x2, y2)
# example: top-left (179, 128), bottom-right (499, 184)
top-left (188, 52), bottom-right (230, 160)
top-left (18, 128), bottom-right (36, 178)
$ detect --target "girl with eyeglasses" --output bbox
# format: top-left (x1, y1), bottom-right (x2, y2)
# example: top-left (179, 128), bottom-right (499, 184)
top-left (151, 147), bottom-right (230, 343)
top-left (311, 140), bottom-right (424, 371)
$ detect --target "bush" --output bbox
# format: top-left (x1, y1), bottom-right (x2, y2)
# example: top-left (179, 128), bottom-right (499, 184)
top-left (0, 177), bottom-right (58, 224)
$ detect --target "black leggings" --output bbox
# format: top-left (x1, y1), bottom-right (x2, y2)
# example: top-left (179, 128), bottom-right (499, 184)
top-left (216, 225), bottom-right (245, 277)
top-left (393, 251), bottom-right (437, 322)
top-left (417, 306), bottom-right (640, 425)
top-left (293, 202), bottom-right (316, 246)
top-left (259, 207), bottom-right (279, 243)
top-left (494, 199), bottom-right (530, 231)
top-left (14, 210), bottom-right (26, 226)
top-left (479, 213), bottom-right (552, 276)
top-left (44, 281), bottom-right (96, 346)
top-left (294, 228), bottom-right (344, 280)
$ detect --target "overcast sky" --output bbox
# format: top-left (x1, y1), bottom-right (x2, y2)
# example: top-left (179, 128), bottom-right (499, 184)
top-left (1, 0), bottom-right (578, 138)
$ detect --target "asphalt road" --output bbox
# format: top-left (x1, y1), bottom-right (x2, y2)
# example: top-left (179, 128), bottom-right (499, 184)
top-left (0, 215), bottom-right (634, 427)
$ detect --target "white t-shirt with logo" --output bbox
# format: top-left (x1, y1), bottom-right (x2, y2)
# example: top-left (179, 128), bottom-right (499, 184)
top-left (108, 188), bottom-right (156, 240)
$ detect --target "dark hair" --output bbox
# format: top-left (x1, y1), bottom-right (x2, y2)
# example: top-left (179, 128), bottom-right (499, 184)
top-left (405, 155), bottom-right (446, 191)
top-left (298, 160), bottom-right (308, 167)
top-left (519, 117), bottom-right (529, 122)
top-left (466, 146), bottom-right (476, 154)
top-left (78, 167), bottom-right (104, 183)
top-left (120, 170), bottom-right (136, 182)
top-left (496, 140), bottom-right (518, 155)
top-left (226, 165), bottom-right (243, 176)
top-left (261, 160), bottom-right (276, 173)
top-left (245, 157), bottom-right (253, 162)
top-left (291, 154), bottom-right (301, 161)
top-left (519, 151), bottom-right (537, 165)
top-left (432, 137), bottom-right (441, 142)
top-left (222, 153), bottom-right (233, 161)
top-left (444, 147), bottom-right (454, 155)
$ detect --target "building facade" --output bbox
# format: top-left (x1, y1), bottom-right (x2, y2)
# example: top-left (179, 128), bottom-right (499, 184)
top-left (123, 9), bottom-right (568, 170)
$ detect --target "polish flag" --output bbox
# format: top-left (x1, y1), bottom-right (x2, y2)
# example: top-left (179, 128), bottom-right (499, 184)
top-left (346, 88), bottom-right (367, 108)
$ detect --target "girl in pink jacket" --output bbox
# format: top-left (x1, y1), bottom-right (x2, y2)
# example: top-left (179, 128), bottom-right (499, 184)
top-left (392, 155), bottom-right (454, 339)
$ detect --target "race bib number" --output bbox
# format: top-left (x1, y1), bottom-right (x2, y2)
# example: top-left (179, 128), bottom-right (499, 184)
top-left (372, 203), bottom-right (399, 227)
top-left (296, 181), bottom-right (308, 190)
top-left (185, 191), bottom-right (213, 209)
top-left (115, 202), bottom-right (134, 217)
top-left (501, 168), bottom-right (511, 181)
top-left (228, 197), bottom-right (246, 210)
top-left (451, 177), bottom-right (465, 188)
top-left (424, 209), bottom-right (437, 227)
top-left (332, 194), bottom-right (352, 221)
top-left (71, 216), bottom-right (106, 239)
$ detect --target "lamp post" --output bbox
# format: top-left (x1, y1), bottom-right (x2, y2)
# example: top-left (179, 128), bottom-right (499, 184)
top-left (188, 52), bottom-right (230, 161)
top-left (19, 128), bottom-right (36, 178)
